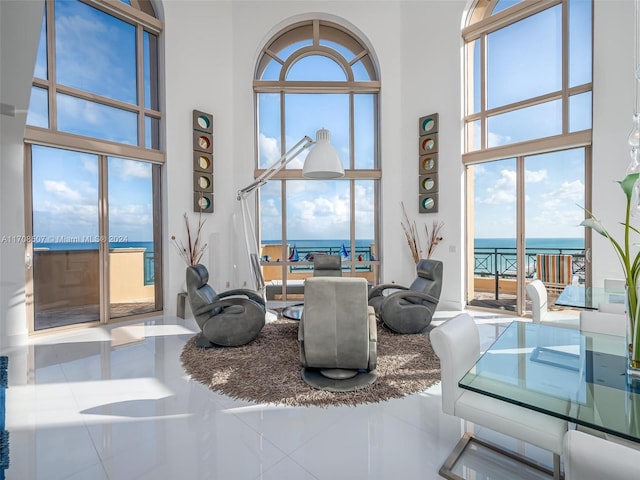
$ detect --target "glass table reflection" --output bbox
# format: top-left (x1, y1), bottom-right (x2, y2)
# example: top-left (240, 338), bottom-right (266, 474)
top-left (554, 285), bottom-right (625, 310)
top-left (459, 321), bottom-right (640, 443)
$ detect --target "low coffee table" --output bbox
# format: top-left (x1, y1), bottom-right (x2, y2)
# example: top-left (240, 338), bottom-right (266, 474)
top-left (282, 303), bottom-right (304, 320)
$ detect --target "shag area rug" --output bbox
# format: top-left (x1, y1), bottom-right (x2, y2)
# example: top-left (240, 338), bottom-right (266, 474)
top-left (180, 319), bottom-right (441, 407)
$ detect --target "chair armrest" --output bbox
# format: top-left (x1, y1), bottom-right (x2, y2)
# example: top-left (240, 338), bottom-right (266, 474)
top-left (388, 290), bottom-right (439, 306)
top-left (194, 297), bottom-right (263, 317)
top-left (217, 288), bottom-right (266, 308)
top-left (193, 303), bottom-right (222, 317)
top-left (368, 283), bottom-right (408, 299)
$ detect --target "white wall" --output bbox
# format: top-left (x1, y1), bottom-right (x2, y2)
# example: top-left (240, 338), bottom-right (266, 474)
top-left (592, 0), bottom-right (637, 286)
top-left (0, 0), bottom-right (636, 346)
top-left (0, 0), bottom-right (45, 347)
top-left (163, 0), bottom-right (468, 312)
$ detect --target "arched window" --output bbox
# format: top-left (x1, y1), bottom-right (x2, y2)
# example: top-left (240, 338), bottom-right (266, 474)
top-left (463, 0), bottom-right (592, 314)
top-left (24, 0), bottom-right (164, 331)
top-left (253, 19), bottom-right (380, 299)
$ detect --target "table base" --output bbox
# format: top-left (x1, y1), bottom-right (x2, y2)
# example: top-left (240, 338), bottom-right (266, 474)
top-left (440, 432), bottom-right (560, 480)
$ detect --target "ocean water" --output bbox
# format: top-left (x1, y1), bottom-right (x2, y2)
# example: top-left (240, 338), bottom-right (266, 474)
top-left (475, 237), bottom-right (584, 251)
top-left (34, 238), bottom-right (581, 254)
top-left (262, 239), bottom-right (375, 260)
top-left (35, 241), bottom-right (154, 251)
top-left (262, 239), bottom-right (373, 248)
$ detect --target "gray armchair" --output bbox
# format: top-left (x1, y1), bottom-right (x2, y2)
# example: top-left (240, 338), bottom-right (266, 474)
top-left (186, 264), bottom-right (266, 347)
top-left (312, 255), bottom-right (342, 277)
top-left (368, 258), bottom-right (442, 333)
top-left (298, 277), bottom-right (377, 391)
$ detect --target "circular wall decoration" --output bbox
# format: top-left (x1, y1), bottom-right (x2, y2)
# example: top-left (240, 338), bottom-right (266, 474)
top-left (421, 118), bottom-right (435, 132)
top-left (422, 157), bottom-right (434, 171)
top-left (196, 115), bottom-right (210, 130)
top-left (198, 196), bottom-right (211, 210)
top-left (198, 176), bottom-right (211, 189)
top-left (198, 136), bottom-right (210, 150)
top-left (422, 197), bottom-right (435, 210)
top-left (422, 177), bottom-right (435, 191)
top-left (199, 155), bottom-right (211, 170)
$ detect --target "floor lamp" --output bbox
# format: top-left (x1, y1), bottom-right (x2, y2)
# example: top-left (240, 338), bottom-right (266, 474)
top-left (237, 128), bottom-right (344, 297)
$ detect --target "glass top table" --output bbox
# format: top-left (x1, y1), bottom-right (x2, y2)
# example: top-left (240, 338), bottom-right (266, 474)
top-left (281, 304), bottom-right (304, 320)
top-left (554, 285), bottom-right (626, 310)
top-left (459, 321), bottom-right (640, 443)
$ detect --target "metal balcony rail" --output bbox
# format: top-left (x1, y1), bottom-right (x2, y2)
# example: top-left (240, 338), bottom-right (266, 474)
top-left (474, 247), bottom-right (585, 300)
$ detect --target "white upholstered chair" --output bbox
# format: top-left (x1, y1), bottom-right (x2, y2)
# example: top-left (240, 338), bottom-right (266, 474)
top-left (526, 279), bottom-right (579, 329)
top-left (564, 430), bottom-right (640, 480)
top-left (430, 313), bottom-right (567, 480)
top-left (602, 278), bottom-right (626, 309)
top-left (598, 302), bottom-right (626, 314)
top-left (579, 310), bottom-right (627, 337)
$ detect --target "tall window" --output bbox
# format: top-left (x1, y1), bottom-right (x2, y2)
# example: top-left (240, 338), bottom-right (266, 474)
top-left (254, 20), bottom-right (380, 299)
top-left (463, 0), bottom-right (592, 313)
top-left (24, 0), bottom-right (163, 330)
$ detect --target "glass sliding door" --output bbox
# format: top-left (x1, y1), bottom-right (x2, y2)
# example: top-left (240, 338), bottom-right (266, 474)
top-left (524, 148), bottom-right (587, 310)
top-left (468, 148), bottom-right (589, 314)
top-left (107, 157), bottom-right (160, 319)
top-left (354, 180), bottom-right (377, 283)
top-left (30, 145), bottom-right (101, 330)
top-left (27, 146), bottom-right (163, 331)
top-left (468, 158), bottom-right (518, 311)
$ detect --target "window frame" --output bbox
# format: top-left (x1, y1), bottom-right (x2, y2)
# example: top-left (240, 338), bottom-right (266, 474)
top-left (253, 19), bottom-right (381, 297)
top-left (23, 0), bottom-right (164, 332)
top-left (463, 0), bottom-right (594, 313)
top-left (24, 0), bottom-right (164, 164)
top-left (462, 0), bottom-right (592, 165)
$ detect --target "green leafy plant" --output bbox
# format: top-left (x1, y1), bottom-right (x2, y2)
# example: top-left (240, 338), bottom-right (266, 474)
top-left (581, 173), bottom-right (640, 368)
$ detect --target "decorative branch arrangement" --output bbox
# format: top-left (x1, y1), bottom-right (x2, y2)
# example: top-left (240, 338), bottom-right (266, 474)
top-left (401, 201), bottom-right (444, 263)
top-left (425, 220), bottom-right (445, 259)
top-left (172, 211), bottom-right (208, 266)
top-left (401, 202), bottom-right (422, 263)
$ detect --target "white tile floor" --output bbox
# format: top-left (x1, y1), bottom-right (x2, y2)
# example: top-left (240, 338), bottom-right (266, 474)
top-left (1, 309), bottom-right (557, 480)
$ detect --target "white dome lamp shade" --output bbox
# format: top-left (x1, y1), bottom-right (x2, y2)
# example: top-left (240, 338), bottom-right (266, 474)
top-left (302, 129), bottom-right (345, 179)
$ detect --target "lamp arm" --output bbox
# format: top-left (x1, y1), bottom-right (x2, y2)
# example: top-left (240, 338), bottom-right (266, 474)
top-left (236, 134), bottom-right (314, 293)
top-left (237, 135), bottom-right (313, 200)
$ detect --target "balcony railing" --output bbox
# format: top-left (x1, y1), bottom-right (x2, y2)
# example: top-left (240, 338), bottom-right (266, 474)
top-left (144, 251), bottom-right (155, 285)
top-left (474, 246), bottom-right (585, 300)
top-left (262, 245), bottom-right (375, 273)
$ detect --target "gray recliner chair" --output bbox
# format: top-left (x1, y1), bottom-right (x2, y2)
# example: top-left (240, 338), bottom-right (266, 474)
top-left (298, 277), bottom-right (377, 391)
top-left (186, 264), bottom-right (266, 347)
top-left (368, 258), bottom-right (443, 333)
top-left (312, 255), bottom-right (342, 277)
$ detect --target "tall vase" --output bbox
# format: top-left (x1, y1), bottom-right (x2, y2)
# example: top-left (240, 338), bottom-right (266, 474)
top-left (626, 285), bottom-right (640, 382)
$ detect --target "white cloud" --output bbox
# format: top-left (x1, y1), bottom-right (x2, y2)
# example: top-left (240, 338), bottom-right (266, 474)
top-left (525, 169), bottom-right (548, 183)
top-left (81, 157), bottom-right (98, 174)
top-left (487, 130), bottom-right (512, 147)
top-left (110, 204), bottom-right (152, 228)
top-left (259, 133), bottom-right (280, 166)
top-left (478, 168), bottom-right (516, 204)
top-left (119, 160), bottom-right (151, 179)
top-left (43, 180), bottom-right (82, 201)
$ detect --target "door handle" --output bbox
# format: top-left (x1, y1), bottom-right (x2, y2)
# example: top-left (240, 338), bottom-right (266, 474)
top-left (25, 254), bottom-right (32, 269)
top-left (585, 248), bottom-right (592, 263)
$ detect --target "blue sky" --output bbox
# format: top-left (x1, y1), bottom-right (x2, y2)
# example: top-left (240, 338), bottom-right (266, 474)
top-left (471, 0), bottom-right (591, 240)
top-left (26, 0), bottom-right (592, 245)
top-left (473, 149), bottom-right (586, 239)
top-left (31, 146), bottom-right (153, 243)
